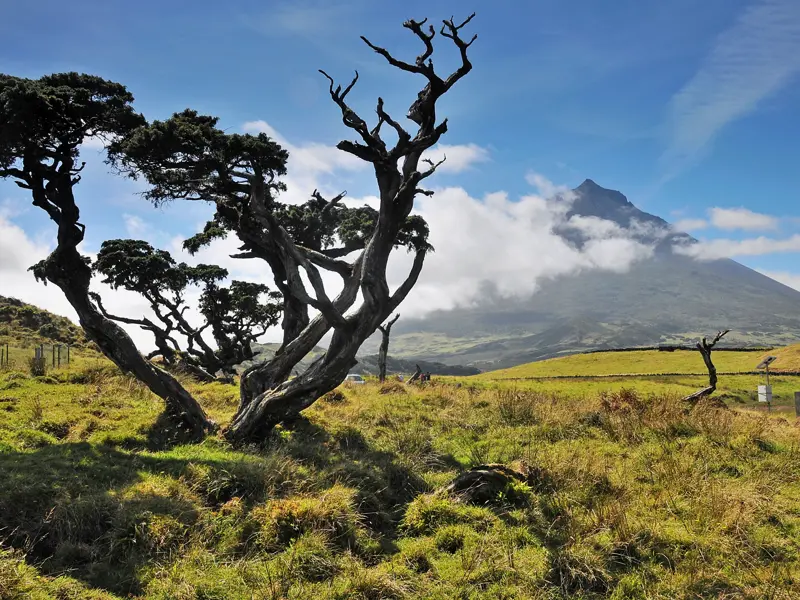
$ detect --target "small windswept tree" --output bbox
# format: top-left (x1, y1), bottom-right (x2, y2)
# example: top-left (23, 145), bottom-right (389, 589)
top-left (0, 73), bottom-right (214, 436)
top-left (377, 314), bottom-right (400, 382)
top-left (113, 14), bottom-right (477, 442)
top-left (683, 329), bottom-right (731, 405)
top-left (92, 239), bottom-right (282, 380)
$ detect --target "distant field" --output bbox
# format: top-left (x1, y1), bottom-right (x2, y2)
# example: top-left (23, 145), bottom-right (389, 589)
top-left (454, 374), bottom-right (800, 417)
top-left (477, 346), bottom-right (800, 379)
top-left (458, 345), bottom-right (800, 419)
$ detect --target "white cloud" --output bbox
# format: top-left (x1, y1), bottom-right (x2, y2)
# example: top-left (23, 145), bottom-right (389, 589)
top-left (421, 143), bottom-right (490, 174)
top-left (566, 215), bottom-right (625, 238)
top-left (757, 269), bottom-right (800, 291)
top-left (673, 218), bottom-right (708, 231)
top-left (242, 119), bottom-right (366, 207)
top-left (81, 135), bottom-right (106, 150)
top-left (0, 215), bottom-right (158, 349)
top-left (0, 198), bottom-right (27, 220)
top-left (708, 206), bottom-right (778, 231)
top-left (663, 0), bottom-right (800, 175)
top-left (170, 171), bottom-right (657, 323)
top-left (243, 120), bottom-right (365, 175)
top-left (674, 234), bottom-right (800, 260)
top-left (384, 179), bottom-right (655, 316)
top-left (123, 214), bottom-right (149, 237)
top-left (524, 171), bottom-right (572, 199)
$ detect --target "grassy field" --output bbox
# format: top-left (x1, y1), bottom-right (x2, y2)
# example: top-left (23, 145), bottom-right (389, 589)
top-left (2, 343), bottom-right (800, 598)
top-left (478, 348), bottom-right (798, 380)
top-left (457, 373), bottom-right (800, 417)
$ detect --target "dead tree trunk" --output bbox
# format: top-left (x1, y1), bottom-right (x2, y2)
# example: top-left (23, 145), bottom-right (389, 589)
top-left (377, 314), bottom-right (399, 382)
top-left (682, 329), bottom-right (730, 405)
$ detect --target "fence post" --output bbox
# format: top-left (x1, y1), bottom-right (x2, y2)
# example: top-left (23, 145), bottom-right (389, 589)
top-left (57, 344), bottom-right (61, 368)
top-left (52, 344), bottom-right (56, 367)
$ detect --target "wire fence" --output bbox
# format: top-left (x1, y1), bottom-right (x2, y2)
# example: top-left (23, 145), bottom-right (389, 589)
top-left (0, 342), bottom-right (72, 370)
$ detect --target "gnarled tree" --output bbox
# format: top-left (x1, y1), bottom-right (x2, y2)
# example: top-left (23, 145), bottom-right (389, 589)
top-left (0, 73), bottom-right (214, 436)
top-left (377, 314), bottom-right (400, 382)
top-left (92, 238), bottom-right (282, 380)
top-left (682, 329), bottom-right (731, 405)
top-left (112, 14), bottom-right (477, 443)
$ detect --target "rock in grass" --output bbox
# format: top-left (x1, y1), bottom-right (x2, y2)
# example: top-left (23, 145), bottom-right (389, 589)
top-left (443, 463), bottom-right (532, 506)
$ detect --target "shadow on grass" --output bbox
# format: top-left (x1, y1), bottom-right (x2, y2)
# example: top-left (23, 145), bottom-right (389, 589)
top-left (0, 411), bottom-right (437, 595)
top-left (272, 416), bottom-right (434, 534)
top-left (0, 441), bottom-right (191, 595)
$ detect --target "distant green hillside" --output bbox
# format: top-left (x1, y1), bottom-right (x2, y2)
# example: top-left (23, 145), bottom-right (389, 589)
top-left (0, 296), bottom-right (87, 347)
top-left (242, 342), bottom-right (481, 376)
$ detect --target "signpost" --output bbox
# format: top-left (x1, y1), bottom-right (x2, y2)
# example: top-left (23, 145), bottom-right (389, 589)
top-left (756, 356), bottom-right (777, 412)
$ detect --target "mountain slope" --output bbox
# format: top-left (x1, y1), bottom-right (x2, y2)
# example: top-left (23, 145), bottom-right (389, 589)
top-left (0, 296), bottom-right (87, 347)
top-left (362, 180), bottom-right (800, 370)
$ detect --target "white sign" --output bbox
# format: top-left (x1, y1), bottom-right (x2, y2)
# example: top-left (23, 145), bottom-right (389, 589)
top-left (758, 385), bottom-right (772, 403)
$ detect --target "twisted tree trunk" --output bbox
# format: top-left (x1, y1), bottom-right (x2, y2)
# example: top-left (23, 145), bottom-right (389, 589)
top-left (38, 246), bottom-right (214, 437)
top-left (227, 303), bottom-right (382, 442)
top-left (226, 242), bottom-right (425, 444)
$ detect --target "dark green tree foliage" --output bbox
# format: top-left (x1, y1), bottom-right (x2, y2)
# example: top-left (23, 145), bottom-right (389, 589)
top-left (113, 14), bottom-right (475, 442)
top-left (0, 73), bottom-right (213, 435)
top-left (199, 280), bottom-right (282, 369)
top-left (93, 239), bottom-right (281, 378)
top-left (111, 108), bottom-right (432, 398)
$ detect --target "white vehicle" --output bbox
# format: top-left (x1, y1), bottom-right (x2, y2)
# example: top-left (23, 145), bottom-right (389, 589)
top-left (345, 374), bottom-right (366, 384)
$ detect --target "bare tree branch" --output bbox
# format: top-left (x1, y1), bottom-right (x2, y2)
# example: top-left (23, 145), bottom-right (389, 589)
top-left (377, 312), bottom-right (400, 335)
top-left (439, 13), bottom-right (478, 91)
top-left (319, 69), bottom-right (385, 159)
top-left (361, 34), bottom-right (437, 79)
top-left (388, 248), bottom-right (427, 313)
top-left (298, 245), bottom-right (354, 277)
top-left (376, 97), bottom-right (411, 153)
top-left (419, 155), bottom-right (446, 180)
top-left (405, 18), bottom-right (436, 67)
top-left (376, 312), bottom-right (401, 382)
top-left (312, 189), bottom-right (347, 215)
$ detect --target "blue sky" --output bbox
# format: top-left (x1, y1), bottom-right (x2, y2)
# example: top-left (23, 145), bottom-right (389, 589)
top-left (2, 0), bottom-right (800, 338)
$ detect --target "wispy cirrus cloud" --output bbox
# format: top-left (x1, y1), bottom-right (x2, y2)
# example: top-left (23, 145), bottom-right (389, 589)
top-left (662, 0), bottom-right (800, 176)
top-left (243, 2), bottom-right (357, 38)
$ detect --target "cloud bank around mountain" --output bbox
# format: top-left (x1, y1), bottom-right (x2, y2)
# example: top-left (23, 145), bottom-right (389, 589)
top-left (1, 124), bottom-right (676, 350)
